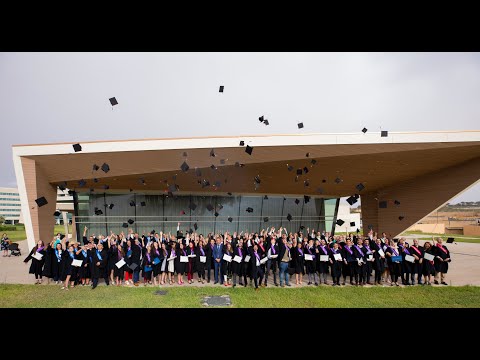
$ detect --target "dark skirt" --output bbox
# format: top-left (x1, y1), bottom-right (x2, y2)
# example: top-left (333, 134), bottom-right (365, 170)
top-left (422, 260), bottom-right (435, 276)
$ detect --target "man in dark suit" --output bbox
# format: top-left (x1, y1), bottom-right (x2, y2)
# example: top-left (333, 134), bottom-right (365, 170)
top-left (212, 236), bottom-right (224, 284)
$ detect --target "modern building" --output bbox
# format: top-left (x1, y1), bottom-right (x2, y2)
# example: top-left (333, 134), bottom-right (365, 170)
top-left (12, 130), bottom-right (480, 250)
top-left (0, 187), bottom-right (23, 224)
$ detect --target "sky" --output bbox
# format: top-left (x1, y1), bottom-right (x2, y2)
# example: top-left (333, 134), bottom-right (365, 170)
top-left (0, 52), bottom-right (479, 202)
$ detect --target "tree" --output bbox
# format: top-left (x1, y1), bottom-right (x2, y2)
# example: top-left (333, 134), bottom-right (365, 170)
top-left (0, 216), bottom-right (5, 225)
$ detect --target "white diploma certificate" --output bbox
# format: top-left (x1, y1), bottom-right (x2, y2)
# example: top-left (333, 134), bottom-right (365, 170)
top-left (378, 249), bottom-right (385, 257)
top-left (32, 252), bottom-right (43, 260)
top-left (424, 253), bottom-right (435, 261)
top-left (115, 259), bottom-right (126, 268)
top-left (304, 254), bottom-right (313, 261)
top-left (180, 256), bottom-right (189, 263)
top-left (188, 254), bottom-right (196, 258)
top-left (368, 254), bottom-right (373, 261)
top-left (333, 253), bottom-right (342, 261)
top-left (260, 257), bottom-right (268, 265)
top-left (200, 256), bottom-right (207, 263)
top-left (244, 255), bottom-right (251, 263)
top-left (72, 259), bottom-right (83, 267)
top-left (320, 255), bottom-right (329, 262)
top-left (405, 255), bottom-right (415, 263)
top-left (233, 255), bottom-right (242, 263)
top-left (270, 254), bottom-right (278, 259)
top-left (223, 254), bottom-right (232, 262)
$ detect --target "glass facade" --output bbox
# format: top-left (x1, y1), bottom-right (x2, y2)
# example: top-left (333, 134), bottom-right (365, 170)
top-left (74, 192), bottom-right (339, 240)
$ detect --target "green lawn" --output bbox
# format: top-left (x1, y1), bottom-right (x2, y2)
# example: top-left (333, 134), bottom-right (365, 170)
top-left (399, 231), bottom-right (480, 244)
top-left (0, 284), bottom-right (478, 308)
top-left (3, 225), bottom-right (67, 242)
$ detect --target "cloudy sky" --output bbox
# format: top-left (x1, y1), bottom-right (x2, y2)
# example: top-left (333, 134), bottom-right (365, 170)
top-left (0, 52), bottom-right (479, 202)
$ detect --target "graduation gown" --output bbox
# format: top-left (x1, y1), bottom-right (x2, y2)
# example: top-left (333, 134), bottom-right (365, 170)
top-left (112, 249), bottom-right (125, 278)
top-left (386, 247), bottom-right (401, 276)
top-left (24, 246), bottom-right (46, 276)
top-left (434, 244), bottom-right (451, 273)
top-left (292, 247), bottom-right (305, 274)
top-left (329, 248), bottom-right (343, 278)
top-left (317, 245), bottom-right (330, 274)
top-left (232, 245), bottom-right (245, 275)
top-left (51, 248), bottom-right (64, 279)
top-left (151, 248), bottom-right (163, 276)
top-left (60, 251), bottom-right (75, 281)
top-left (141, 253), bottom-right (153, 279)
top-left (175, 249), bottom-right (187, 275)
top-left (373, 243), bottom-right (386, 273)
top-left (91, 249), bottom-right (108, 278)
top-left (187, 247), bottom-right (196, 274)
top-left (362, 245), bottom-right (374, 275)
top-left (42, 245), bottom-right (53, 278)
top-left (195, 246), bottom-right (207, 273)
top-left (401, 247), bottom-right (413, 274)
top-left (422, 248), bottom-right (436, 276)
top-left (304, 246), bottom-right (316, 274)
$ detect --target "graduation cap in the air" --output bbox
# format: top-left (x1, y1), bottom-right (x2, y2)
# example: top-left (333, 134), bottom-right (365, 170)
top-left (304, 180), bottom-right (310, 187)
top-left (95, 209), bottom-right (103, 216)
top-left (129, 201), bottom-right (136, 207)
top-left (78, 179), bottom-right (86, 187)
top-left (322, 179), bottom-right (327, 183)
top-left (287, 213), bottom-right (292, 221)
top-left (189, 202), bottom-right (197, 211)
top-left (398, 216), bottom-right (405, 221)
top-left (179, 161), bottom-right (190, 172)
top-left (246, 207), bottom-right (254, 213)
top-left (381, 131), bottom-right (388, 137)
top-left (303, 167), bottom-right (309, 174)
top-left (254, 175), bottom-right (261, 184)
top-left (92, 164), bottom-right (99, 171)
top-left (53, 211), bottom-right (61, 217)
top-left (335, 177), bottom-right (342, 184)
top-left (297, 122), bottom-right (304, 129)
top-left (219, 85), bottom-right (224, 93)
top-left (259, 116), bottom-right (264, 123)
top-left (72, 143), bottom-right (82, 152)
top-left (239, 140), bottom-right (245, 146)
top-left (220, 159), bottom-right (226, 165)
top-left (122, 223), bottom-right (129, 228)
top-left (350, 221), bottom-right (356, 227)
top-left (58, 182), bottom-right (67, 191)
top-left (210, 149), bottom-right (216, 157)
top-left (103, 184), bottom-right (109, 190)
top-left (264, 195), bottom-right (268, 200)
top-left (206, 204), bottom-right (214, 212)
top-left (101, 163), bottom-right (110, 173)
top-left (296, 169), bottom-right (302, 176)
top-left (214, 212), bottom-right (219, 217)
top-left (346, 196), bottom-right (357, 206)
top-left (379, 201), bottom-right (387, 209)
top-left (356, 183), bottom-right (365, 192)
top-left (214, 180), bottom-right (221, 187)
top-left (394, 200), bottom-right (401, 206)
top-left (356, 228), bottom-right (360, 233)
top-left (306, 153), bottom-right (310, 158)
top-left (311, 159), bottom-right (317, 165)
top-left (194, 223), bottom-right (198, 230)
top-left (201, 180), bottom-right (210, 188)
top-left (108, 204), bottom-right (114, 209)
top-left (447, 237), bottom-right (455, 244)
top-left (109, 97), bottom-right (118, 106)
top-left (336, 219), bottom-right (345, 226)
top-left (227, 192), bottom-right (232, 196)
top-left (228, 217), bottom-right (233, 223)
top-left (93, 178), bottom-right (99, 183)
top-left (210, 164), bottom-right (217, 170)
top-left (304, 195), bottom-right (310, 203)
top-left (245, 145), bottom-right (253, 155)
top-left (295, 199), bottom-right (300, 205)
top-left (140, 201), bottom-right (146, 207)
top-left (287, 165), bottom-right (294, 172)
top-left (127, 219), bottom-right (134, 225)
top-left (168, 184), bottom-right (178, 193)
top-left (263, 217), bottom-right (269, 223)
top-left (362, 127), bottom-right (368, 134)
top-left (263, 120), bottom-right (269, 126)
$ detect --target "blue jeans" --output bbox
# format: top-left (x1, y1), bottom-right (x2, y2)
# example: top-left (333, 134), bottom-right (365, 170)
top-left (214, 260), bottom-right (223, 284)
top-left (279, 262), bottom-right (290, 286)
top-left (133, 269), bottom-right (140, 283)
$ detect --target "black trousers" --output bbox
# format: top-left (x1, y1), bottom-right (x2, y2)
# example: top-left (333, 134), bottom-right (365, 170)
top-left (233, 268), bottom-right (247, 286)
top-left (252, 267), bottom-right (264, 288)
top-left (344, 262), bottom-right (356, 283)
top-left (265, 260), bottom-right (277, 285)
top-left (412, 262), bottom-right (423, 283)
top-left (375, 268), bottom-right (382, 283)
top-left (207, 259), bottom-right (213, 281)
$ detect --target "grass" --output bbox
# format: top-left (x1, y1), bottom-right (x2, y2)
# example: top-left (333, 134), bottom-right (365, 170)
top-left (3, 225), bottom-right (67, 242)
top-left (0, 284), bottom-right (479, 308)
top-left (399, 231), bottom-right (480, 244)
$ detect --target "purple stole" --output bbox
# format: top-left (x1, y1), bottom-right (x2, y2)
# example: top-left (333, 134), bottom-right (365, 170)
top-left (345, 246), bottom-right (353, 255)
top-left (390, 247), bottom-right (399, 256)
top-left (200, 247), bottom-right (205, 256)
top-left (404, 248), bottom-right (411, 255)
top-left (238, 248), bottom-right (242, 257)
top-left (298, 248), bottom-right (303, 256)
top-left (254, 251), bottom-right (260, 264)
top-left (320, 246), bottom-right (327, 255)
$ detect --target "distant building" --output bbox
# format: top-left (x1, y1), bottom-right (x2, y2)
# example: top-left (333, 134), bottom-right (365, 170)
top-left (335, 201), bottom-right (361, 233)
top-left (0, 187), bottom-right (23, 224)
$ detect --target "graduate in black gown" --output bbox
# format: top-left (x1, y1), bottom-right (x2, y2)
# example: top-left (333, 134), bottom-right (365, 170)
top-left (141, 243), bottom-right (153, 285)
top-left (386, 242), bottom-right (401, 286)
top-left (50, 241), bottom-right (64, 284)
top-left (401, 242), bottom-right (414, 285)
top-left (112, 243), bottom-right (125, 286)
top-left (232, 238), bottom-right (247, 287)
top-left (422, 241), bottom-right (435, 285)
top-left (342, 239), bottom-right (356, 285)
top-left (123, 239), bottom-right (134, 286)
top-left (195, 239), bottom-right (207, 283)
top-left (292, 241), bottom-right (305, 285)
top-left (433, 238), bottom-right (451, 285)
top-left (362, 239), bottom-right (374, 285)
top-left (304, 239), bottom-right (317, 285)
top-left (373, 239), bottom-right (386, 285)
top-left (175, 242), bottom-right (187, 285)
top-left (91, 242), bottom-right (109, 289)
top-left (24, 240), bottom-right (46, 284)
top-left (60, 244), bottom-right (76, 290)
top-left (329, 242), bottom-right (343, 286)
top-left (151, 241), bottom-right (162, 286)
top-left (205, 238), bottom-right (215, 283)
top-left (352, 238), bottom-right (366, 286)
top-left (159, 242), bottom-right (168, 285)
top-left (264, 236), bottom-right (279, 287)
top-left (317, 239), bottom-right (330, 285)
top-left (249, 243), bottom-right (264, 290)
top-left (107, 236), bottom-right (118, 285)
top-left (257, 238), bottom-right (267, 284)
top-left (409, 239), bottom-right (424, 285)
top-left (186, 241), bottom-right (196, 284)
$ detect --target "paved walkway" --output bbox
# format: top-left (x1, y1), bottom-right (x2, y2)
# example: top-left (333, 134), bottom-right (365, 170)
top-left (1, 239), bottom-right (479, 286)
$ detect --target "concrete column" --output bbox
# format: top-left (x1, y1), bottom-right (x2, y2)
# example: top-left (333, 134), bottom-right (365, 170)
top-left (62, 211), bottom-right (69, 239)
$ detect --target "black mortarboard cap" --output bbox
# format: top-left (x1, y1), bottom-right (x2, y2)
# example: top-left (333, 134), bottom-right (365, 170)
top-left (350, 222), bottom-right (355, 227)
top-left (210, 148), bottom-right (216, 157)
top-left (300, 225), bottom-right (305, 230)
top-left (447, 237), bottom-right (454, 243)
top-left (168, 184), bottom-right (178, 193)
top-left (35, 196), bottom-right (48, 208)
top-left (122, 223), bottom-right (129, 228)
top-left (103, 184), bottom-right (109, 190)
top-left (53, 211), bottom-right (61, 217)
top-left (109, 97), bottom-right (118, 106)
top-left (245, 145), bottom-right (253, 155)
top-left (246, 207), bottom-right (253, 213)
top-left (228, 217), bottom-right (233, 223)
top-left (127, 219), bottom-right (134, 225)
top-left (311, 159), bottom-right (317, 165)
top-left (263, 217), bottom-right (269, 222)
top-left (95, 209), bottom-right (103, 216)
top-left (239, 140), bottom-right (245, 146)
top-left (297, 122), bottom-right (304, 129)
top-left (58, 182), bottom-right (67, 191)
top-left (287, 213), bottom-right (292, 221)
top-left (93, 178), bottom-right (99, 183)
top-left (128, 263), bottom-right (138, 271)
top-left (219, 85), bottom-right (224, 93)
top-left (346, 196), bottom-right (357, 206)
top-left (296, 169), bottom-right (302, 175)
top-left (356, 183), bottom-right (365, 192)
top-left (108, 204), bottom-right (114, 209)
top-left (101, 163), bottom-right (110, 173)
top-left (379, 201), bottom-right (387, 209)
top-left (180, 161), bottom-right (189, 172)
top-left (264, 195), bottom-right (268, 200)
top-left (254, 175), bottom-right (261, 184)
top-left (356, 228), bottom-right (360, 233)
top-left (336, 219), bottom-right (345, 226)
top-left (398, 216), bottom-right (405, 221)
top-left (194, 223), bottom-right (198, 230)
top-left (304, 195), bottom-right (310, 203)
top-left (304, 180), bottom-right (310, 187)
top-left (295, 199), bottom-right (300, 205)
top-left (393, 238), bottom-right (399, 243)
top-left (210, 164), bottom-right (217, 170)
top-left (362, 127), bottom-right (367, 134)
top-left (201, 179), bottom-right (210, 188)
top-left (322, 179), bottom-right (327, 183)
top-left (381, 131), bottom-right (388, 137)
top-left (259, 116), bottom-right (264, 123)
top-left (92, 164), bottom-right (99, 171)
top-left (394, 200), bottom-right (401, 205)
top-left (72, 143), bottom-right (82, 152)
top-left (78, 179), bottom-right (86, 187)
top-left (287, 165), bottom-right (294, 172)
top-left (206, 204), bottom-right (214, 212)
top-left (129, 201), bottom-right (136, 207)
top-left (214, 212), bottom-right (219, 217)
top-left (140, 201), bottom-right (146, 207)
top-left (335, 177), bottom-right (342, 184)
top-left (189, 202), bottom-right (197, 211)
top-left (306, 152), bottom-right (310, 158)
top-left (263, 120), bottom-right (269, 126)
top-left (227, 192), bottom-right (232, 196)
top-left (303, 167), bottom-right (309, 174)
